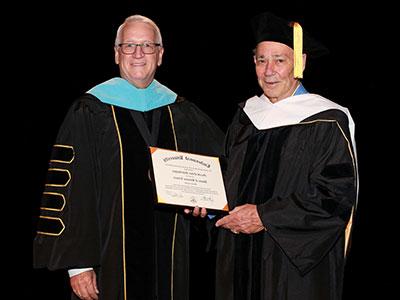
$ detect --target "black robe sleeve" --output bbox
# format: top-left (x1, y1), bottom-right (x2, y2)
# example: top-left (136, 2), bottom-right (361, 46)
top-left (33, 95), bottom-right (111, 270)
top-left (256, 110), bottom-right (357, 275)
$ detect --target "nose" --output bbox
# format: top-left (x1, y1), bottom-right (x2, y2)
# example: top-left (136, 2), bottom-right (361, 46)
top-left (133, 45), bottom-right (145, 58)
top-left (263, 61), bottom-right (275, 76)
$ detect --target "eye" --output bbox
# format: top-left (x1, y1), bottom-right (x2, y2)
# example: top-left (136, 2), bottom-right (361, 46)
top-left (256, 58), bottom-right (266, 65)
top-left (274, 57), bottom-right (286, 64)
top-left (142, 42), bottom-right (152, 48)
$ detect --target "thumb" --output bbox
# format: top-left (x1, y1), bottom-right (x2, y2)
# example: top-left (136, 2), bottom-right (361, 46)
top-left (91, 272), bottom-right (99, 294)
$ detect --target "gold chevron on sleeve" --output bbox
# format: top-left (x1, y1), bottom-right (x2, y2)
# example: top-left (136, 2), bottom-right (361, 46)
top-left (45, 168), bottom-right (71, 187)
top-left (40, 192), bottom-right (66, 211)
top-left (36, 216), bottom-right (66, 236)
top-left (50, 144), bottom-right (75, 164)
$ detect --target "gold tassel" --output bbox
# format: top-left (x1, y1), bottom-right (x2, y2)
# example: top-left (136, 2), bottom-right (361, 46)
top-left (293, 22), bottom-right (303, 79)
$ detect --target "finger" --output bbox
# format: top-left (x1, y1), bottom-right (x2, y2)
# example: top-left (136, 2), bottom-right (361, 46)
top-left (93, 276), bottom-right (99, 294)
top-left (79, 283), bottom-right (98, 300)
top-left (72, 289), bottom-right (81, 299)
top-left (200, 207), bottom-right (207, 218)
top-left (70, 276), bottom-right (84, 299)
top-left (85, 284), bottom-right (99, 300)
top-left (192, 206), bottom-right (200, 217)
top-left (89, 272), bottom-right (100, 296)
top-left (183, 208), bottom-right (192, 214)
top-left (215, 216), bottom-right (229, 227)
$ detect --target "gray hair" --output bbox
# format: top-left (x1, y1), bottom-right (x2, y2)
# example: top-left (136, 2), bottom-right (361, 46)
top-left (115, 15), bottom-right (163, 46)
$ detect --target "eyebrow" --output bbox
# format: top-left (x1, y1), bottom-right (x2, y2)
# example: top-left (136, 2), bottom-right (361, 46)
top-left (256, 54), bottom-right (288, 58)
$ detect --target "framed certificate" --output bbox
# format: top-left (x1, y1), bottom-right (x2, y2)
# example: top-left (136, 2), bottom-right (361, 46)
top-left (149, 147), bottom-right (229, 211)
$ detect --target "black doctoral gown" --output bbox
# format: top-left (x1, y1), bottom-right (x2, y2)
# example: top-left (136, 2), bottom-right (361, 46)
top-left (33, 94), bottom-right (224, 300)
top-left (215, 105), bottom-right (357, 300)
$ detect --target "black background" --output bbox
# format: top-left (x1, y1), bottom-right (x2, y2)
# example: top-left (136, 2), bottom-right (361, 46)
top-left (16, 0), bottom-right (393, 298)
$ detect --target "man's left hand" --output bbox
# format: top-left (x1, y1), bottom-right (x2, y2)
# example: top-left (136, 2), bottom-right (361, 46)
top-left (215, 204), bottom-right (265, 234)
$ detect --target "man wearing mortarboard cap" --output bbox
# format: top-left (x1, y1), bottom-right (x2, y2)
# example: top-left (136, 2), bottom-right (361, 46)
top-left (215, 11), bottom-right (359, 300)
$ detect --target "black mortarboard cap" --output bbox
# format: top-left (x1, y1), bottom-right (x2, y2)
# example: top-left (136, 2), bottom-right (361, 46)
top-left (250, 11), bottom-right (329, 58)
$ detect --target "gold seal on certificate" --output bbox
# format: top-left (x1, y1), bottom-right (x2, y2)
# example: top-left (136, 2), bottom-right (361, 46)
top-left (149, 147), bottom-right (228, 211)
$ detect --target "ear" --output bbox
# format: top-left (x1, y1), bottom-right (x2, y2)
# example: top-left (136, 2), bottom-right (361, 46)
top-left (114, 46), bottom-right (120, 65)
top-left (302, 53), bottom-right (307, 71)
top-left (157, 47), bottom-right (164, 66)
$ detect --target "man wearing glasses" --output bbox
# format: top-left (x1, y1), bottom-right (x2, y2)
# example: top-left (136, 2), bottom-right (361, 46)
top-left (33, 15), bottom-right (223, 300)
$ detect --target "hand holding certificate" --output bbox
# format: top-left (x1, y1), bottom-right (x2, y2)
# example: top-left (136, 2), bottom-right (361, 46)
top-left (149, 147), bottom-right (229, 212)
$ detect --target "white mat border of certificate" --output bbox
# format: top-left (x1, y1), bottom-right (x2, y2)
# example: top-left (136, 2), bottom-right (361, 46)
top-left (149, 147), bottom-right (228, 211)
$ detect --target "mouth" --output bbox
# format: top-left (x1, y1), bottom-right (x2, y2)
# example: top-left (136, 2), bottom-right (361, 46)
top-left (264, 81), bottom-right (279, 87)
top-left (131, 61), bottom-right (146, 67)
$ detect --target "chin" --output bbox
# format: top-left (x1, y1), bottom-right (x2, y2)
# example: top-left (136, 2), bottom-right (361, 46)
top-left (263, 90), bottom-right (278, 98)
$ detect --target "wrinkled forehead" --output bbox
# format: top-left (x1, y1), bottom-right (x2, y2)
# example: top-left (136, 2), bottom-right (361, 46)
top-left (255, 41), bottom-right (294, 57)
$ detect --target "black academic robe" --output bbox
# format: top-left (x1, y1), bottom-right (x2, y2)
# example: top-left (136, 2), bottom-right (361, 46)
top-left (215, 106), bottom-right (357, 300)
top-left (33, 94), bottom-right (224, 300)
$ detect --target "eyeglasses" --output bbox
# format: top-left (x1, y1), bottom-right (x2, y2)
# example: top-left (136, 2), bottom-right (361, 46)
top-left (118, 42), bottom-right (161, 55)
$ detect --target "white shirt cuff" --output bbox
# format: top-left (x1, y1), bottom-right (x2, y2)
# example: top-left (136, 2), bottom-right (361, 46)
top-left (68, 267), bottom-right (93, 278)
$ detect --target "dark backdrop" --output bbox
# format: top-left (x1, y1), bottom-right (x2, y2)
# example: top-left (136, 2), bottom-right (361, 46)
top-left (18, 1), bottom-right (393, 299)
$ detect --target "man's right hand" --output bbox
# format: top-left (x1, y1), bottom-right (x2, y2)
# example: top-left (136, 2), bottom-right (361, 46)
top-left (184, 206), bottom-right (207, 218)
top-left (70, 270), bottom-right (99, 300)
